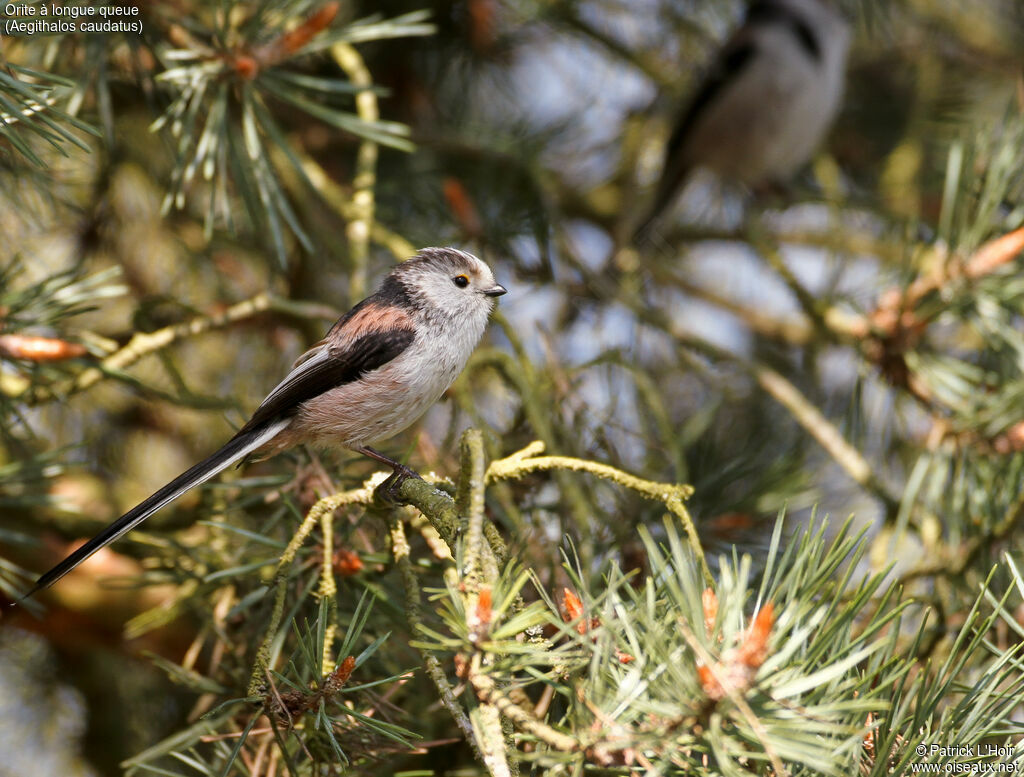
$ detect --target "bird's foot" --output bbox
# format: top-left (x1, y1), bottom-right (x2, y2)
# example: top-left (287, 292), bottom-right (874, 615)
top-left (374, 464), bottom-right (423, 504)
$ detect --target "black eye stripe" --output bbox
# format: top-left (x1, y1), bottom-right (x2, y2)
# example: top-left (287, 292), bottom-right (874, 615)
top-left (746, 2), bottom-right (822, 62)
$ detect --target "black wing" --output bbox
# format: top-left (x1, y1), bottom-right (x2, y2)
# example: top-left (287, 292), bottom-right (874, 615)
top-left (240, 326), bottom-right (416, 434)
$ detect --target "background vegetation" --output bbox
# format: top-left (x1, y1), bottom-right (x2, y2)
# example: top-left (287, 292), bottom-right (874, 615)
top-left (3, 0), bottom-right (1024, 774)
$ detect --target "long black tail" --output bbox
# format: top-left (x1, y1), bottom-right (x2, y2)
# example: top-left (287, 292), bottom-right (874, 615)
top-left (28, 419), bottom-right (289, 595)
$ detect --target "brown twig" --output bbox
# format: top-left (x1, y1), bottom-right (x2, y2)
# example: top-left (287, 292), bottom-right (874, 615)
top-left (872, 227), bottom-right (1024, 335)
top-left (233, 2), bottom-right (340, 78)
top-left (18, 293), bottom-right (273, 404)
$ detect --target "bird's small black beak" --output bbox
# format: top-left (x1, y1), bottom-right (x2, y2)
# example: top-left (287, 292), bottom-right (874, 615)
top-left (484, 284), bottom-right (508, 298)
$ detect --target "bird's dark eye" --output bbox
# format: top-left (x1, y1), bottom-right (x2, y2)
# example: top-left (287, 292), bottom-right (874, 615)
top-left (452, 274), bottom-right (470, 288)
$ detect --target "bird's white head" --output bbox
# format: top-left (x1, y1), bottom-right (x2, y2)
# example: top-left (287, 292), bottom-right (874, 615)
top-left (760, 0), bottom-right (851, 55)
top-left (396, 247), bottom-right (507, 326)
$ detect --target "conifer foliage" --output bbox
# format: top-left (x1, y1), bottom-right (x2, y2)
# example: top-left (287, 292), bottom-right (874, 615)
top-left (3, 1), bottom-right (1024, 775)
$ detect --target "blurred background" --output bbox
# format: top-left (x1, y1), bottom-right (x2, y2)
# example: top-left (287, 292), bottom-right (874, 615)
top-left (3, 0), bottom-right (1024, 773)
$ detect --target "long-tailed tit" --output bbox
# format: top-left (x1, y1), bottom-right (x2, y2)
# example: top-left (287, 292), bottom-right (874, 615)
top-left (30, 248), bottom-right (507, 594)
top-left (635, 0), bottom-right (850, 238)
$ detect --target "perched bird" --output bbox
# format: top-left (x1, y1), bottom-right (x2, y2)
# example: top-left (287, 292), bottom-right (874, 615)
top-left (634, 0), bottom-right (851, 239)
top-left (29, 248), bottom-right (507, 594)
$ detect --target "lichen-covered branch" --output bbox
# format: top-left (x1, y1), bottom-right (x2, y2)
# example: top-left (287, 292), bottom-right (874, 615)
top-left (470, 334), bottom-right (598, 537)
top-left (459, 429), bottom-right (500, 592)
top-left (390, 515), bottom-right (483, 760)
top-left (486, 441), bottom-right (710, 585)
top-left (318, 505), bottom-right (338, 674)
top-left (331, 41), bottom-right (379, 302)
top-left (15, 293), bottom-right (273, 404)
top-left (11, 293), bottom-right (337, 405)
top-left (468, 658), bottom-right (580, 754)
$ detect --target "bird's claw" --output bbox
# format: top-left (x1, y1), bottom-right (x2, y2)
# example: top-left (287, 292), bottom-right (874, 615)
top-left (374, 465), bottom-right (422, 504)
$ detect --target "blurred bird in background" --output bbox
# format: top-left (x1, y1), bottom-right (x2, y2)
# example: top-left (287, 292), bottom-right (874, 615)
top-left (634, 0), bottom-right (851, 241)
